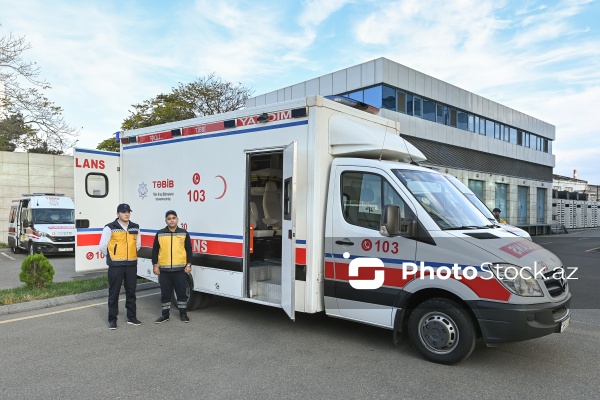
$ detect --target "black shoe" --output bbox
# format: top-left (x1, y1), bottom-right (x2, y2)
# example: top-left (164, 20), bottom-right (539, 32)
top-left (180, 314), bottom-right (190, 323)
top-left (127, 318), bottom-right (142, 326)
top-left (155, 315), bottom-right (169, 324)
top-left (108, 320), bottom-right (117, 330)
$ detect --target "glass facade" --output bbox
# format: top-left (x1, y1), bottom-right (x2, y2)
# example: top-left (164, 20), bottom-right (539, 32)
top-left (341, 84), bottom-right (552, 154)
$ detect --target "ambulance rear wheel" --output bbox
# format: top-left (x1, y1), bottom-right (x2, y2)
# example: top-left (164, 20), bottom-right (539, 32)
top-left (408, 298), bottom-right (476, 365)
top-left (172, 273), bottom-right (213, 311)
top-left (11, 244), bottom-right (21, 254)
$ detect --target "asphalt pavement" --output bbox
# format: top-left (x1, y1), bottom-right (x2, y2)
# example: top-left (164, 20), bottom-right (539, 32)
top-left (0, 231), bottom-right (599, 399)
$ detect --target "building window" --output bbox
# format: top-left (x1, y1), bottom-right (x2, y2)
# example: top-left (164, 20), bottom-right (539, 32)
top-left (396, 91), bottom-right (406, 113)
top-left (406, 93), bottom-right (413, 115)
top-left (468, 179), bottom-right (484, 201)
top-left (436, 104), bottom-right (444, 123)
top-left (509, 127), bottom-right (517, 144)
top-left (457, 111), bottom-right (468, 130)
top-left (468, 114), bottom-right (475, 132)
top-left (450, 108), bottom-right (457, 127)
top-left (363, 86), bottom-right (382, 108)
top-left (485, 119), bottom-right (494, 138)
top-left (517, 186), bottom-right (529, 225)
top-left (348, 90), bottom-right (363, 102)
top-left (413, 96), bottom-right (422, 117)
top-left (382, 85), bottom-right (396, 110)
top-left (537, 188), bottom-right (546, 223)
top-left (423, 98), bottom-right (436, 122)
top-left (495, 183), bottom-right (508, 218)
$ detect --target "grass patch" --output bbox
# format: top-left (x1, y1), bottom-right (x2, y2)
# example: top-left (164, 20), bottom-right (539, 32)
top-left (0, 276), bottom-right (109, 306)
top-left (0, 241), bottom-right (8, 248)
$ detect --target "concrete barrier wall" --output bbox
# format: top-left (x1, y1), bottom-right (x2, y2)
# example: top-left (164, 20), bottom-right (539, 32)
top-left (0, 151), bottom-right (74, 242)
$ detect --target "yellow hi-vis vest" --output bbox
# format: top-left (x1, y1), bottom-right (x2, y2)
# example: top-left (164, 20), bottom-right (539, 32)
top-left (156, 229), bottom-right (188, 269)
top-left (106, 220), bottom-right (139, 266)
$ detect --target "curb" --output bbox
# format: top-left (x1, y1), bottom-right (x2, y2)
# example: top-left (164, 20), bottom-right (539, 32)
top-left (0, 282), bottom-right (160, 316)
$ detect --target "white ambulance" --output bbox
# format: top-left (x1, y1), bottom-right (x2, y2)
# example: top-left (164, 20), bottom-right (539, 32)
top-left (74, 96), bottom-right (570, 364)
top-left (8, 194), bottom-right (76, 255)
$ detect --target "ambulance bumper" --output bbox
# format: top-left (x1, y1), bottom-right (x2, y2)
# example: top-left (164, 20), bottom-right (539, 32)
top-left (468, 294), bottom-right (571, 344)
top-left (34, 242), bottom-right (75, 254)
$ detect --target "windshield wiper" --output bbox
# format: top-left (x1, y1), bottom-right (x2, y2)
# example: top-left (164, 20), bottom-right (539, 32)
top-left (443, 226), bottom-right (479, 230)
top-left (444, 225), bottom-right (493, 230)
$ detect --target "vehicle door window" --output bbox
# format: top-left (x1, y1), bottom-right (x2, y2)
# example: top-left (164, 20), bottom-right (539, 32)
top-left (341, 172), bottom-right (414, 230)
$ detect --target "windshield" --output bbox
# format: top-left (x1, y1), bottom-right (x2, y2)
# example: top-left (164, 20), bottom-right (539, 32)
top-left (444, 174), bottom-right (496, 222)
top-left (393, 169), bottom-right (492, 230)
top-left (32, 209), bottom-right (75, 224)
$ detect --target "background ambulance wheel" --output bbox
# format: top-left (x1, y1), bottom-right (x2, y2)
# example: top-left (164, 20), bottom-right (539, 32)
top-left (408, 298), bottom-right (476, 365)
top-left (11, 244), bottom-right (21, 254)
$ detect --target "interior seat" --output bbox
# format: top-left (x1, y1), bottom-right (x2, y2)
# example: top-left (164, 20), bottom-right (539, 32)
top-left (262, 181), bottom-right (282, 235)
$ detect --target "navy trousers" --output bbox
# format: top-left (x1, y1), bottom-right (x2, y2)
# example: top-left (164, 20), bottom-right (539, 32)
top-left (107, 265), bottom-right (137, 322)
top-left (158, 270), bottom-right (188, 317)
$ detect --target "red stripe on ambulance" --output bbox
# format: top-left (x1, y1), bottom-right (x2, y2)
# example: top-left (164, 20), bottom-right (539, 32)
top-left (326, 261), bottom-right (510, 302)
top-left (182, 121), bottom-right (225, 136)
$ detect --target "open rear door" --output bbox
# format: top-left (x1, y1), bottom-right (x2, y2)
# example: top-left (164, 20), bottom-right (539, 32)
top-left (281, 142), bottom-right (297, 320)
top-left (74, 148), bottom-right (120, 273)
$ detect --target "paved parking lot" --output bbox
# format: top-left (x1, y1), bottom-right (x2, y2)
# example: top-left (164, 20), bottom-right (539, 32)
top-left (0, 231), bottom-right (599, 399)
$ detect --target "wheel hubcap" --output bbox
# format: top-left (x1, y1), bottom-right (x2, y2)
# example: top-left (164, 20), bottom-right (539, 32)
top-left (418, 312), bottom-right (459, 354)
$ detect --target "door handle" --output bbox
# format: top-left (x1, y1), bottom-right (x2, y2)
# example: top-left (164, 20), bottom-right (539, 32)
top-left (335, 240), bottom-right (354, 246)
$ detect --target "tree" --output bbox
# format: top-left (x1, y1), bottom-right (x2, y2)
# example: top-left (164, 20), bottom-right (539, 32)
top-left (0, 113), bottom-right (35, 151)
top-left (0, 28), bottom-right (78, 154)
top-left (122, 73), bottom-right (253, 130)
top-left (97, 136), bottom-right (119, 152)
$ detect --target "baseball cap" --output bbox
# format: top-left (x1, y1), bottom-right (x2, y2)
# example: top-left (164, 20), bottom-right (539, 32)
top-left (117, 203), bottom-right (132, 213)
top-left (165, 210), bottom-right (177, 218)
top-left (492, 208), bottom-right (501, 213)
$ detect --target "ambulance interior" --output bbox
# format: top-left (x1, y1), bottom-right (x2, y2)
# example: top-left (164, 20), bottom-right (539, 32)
top-left (246, 152), bottom-right (284, 304)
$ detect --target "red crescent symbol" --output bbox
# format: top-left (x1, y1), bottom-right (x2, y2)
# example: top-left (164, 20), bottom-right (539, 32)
top-left (215, 175), bottom-right (227, 199)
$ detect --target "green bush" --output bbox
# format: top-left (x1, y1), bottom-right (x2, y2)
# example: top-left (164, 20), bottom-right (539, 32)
top-left (19, 254), bottom-right (55, 288)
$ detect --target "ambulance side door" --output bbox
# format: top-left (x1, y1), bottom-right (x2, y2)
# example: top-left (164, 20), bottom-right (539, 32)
top-left (74, 148), bottom-right (121, 273)
top-left (330, 166), bottom-right (418, 328)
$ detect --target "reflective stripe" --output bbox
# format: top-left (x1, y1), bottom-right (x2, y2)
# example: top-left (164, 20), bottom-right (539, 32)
top-left (161, 303), bottom-right (170, 309)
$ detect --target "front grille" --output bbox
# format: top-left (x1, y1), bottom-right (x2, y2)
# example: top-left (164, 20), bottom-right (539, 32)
top-left (52, 236), bottom-right (75, 243)
top-left (543, 269), bottom-right (567, 297)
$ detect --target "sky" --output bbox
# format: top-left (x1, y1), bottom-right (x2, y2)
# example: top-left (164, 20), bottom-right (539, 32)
top-left (1, 0), bottom-right (599, 183)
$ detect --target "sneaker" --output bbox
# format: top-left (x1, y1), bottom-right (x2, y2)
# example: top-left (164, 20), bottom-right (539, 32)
top-left (108, 320), bottom-right (117, 330)
top-left (155, 315), bottom-right (169, 324)
top-left (127, 318), bottom-right (142, 326)
top-left (180, 314), bottom-right (190, 323)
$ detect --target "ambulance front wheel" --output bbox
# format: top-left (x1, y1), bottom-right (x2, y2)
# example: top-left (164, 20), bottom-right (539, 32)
top-left (408, 298), bottom-right (476, 365)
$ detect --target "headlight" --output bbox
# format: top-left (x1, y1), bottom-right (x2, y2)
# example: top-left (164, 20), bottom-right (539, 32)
top-left (488, 263), bottom-right (543, 297)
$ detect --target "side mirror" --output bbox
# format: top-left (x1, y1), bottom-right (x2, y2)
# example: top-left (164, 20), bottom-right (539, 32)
top-left (22, 219), bottom-right (30, 228)
top-left (380, 205), bottom-right (400, 236)
top-left (380, 205), bottom-right (416, 237)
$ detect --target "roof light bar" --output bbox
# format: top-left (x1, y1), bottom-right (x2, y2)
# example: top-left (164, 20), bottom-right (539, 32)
top-left (325, 95), bottom-right (380, 115)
